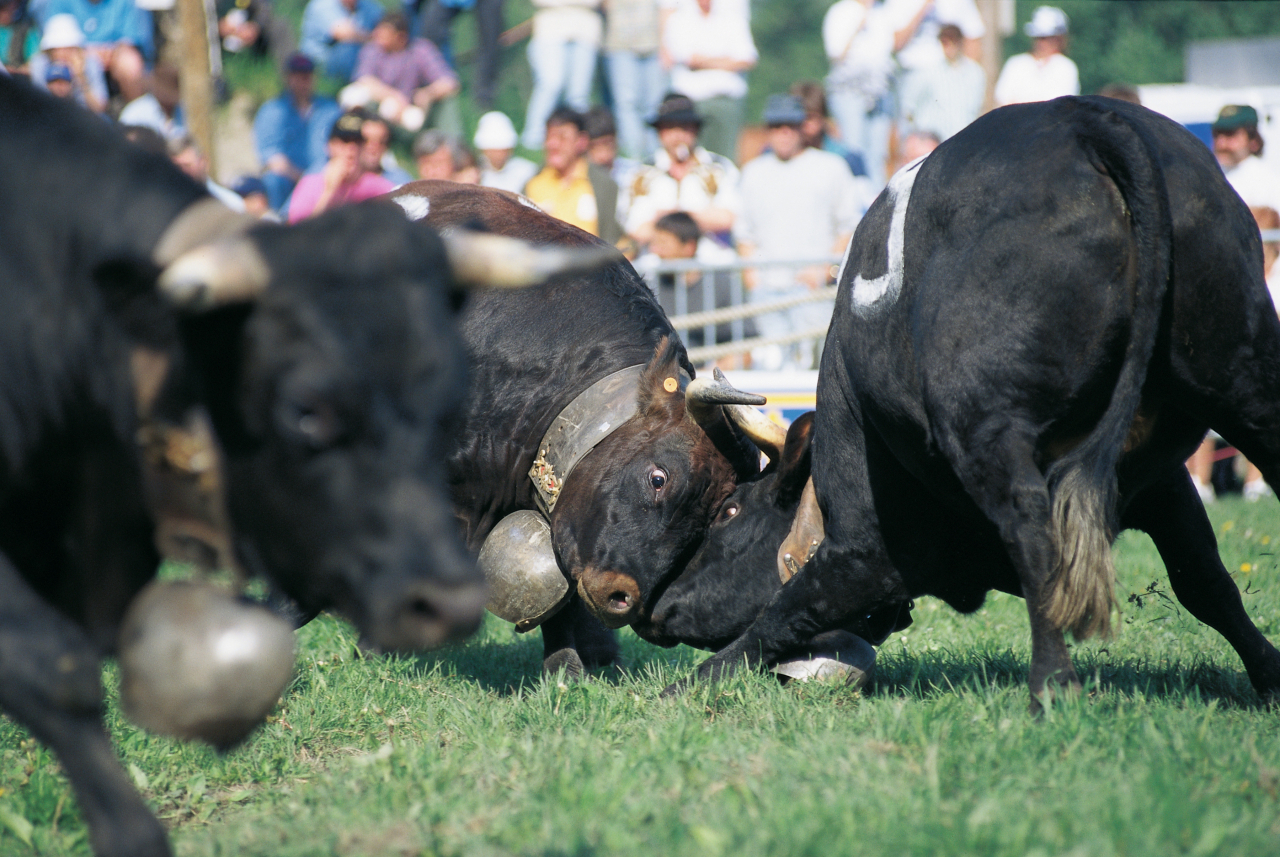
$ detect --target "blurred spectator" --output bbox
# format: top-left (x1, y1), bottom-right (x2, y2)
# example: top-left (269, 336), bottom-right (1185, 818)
top-left (791, 80), bottom-right (877, 218)
top-left (338, 10), bottom-right (459, 134)
top-left (637, 209), bottom-right (751, 351)
top-left (474, 109), bottom-right (538, 192)
top-left (737, 93), bottom-right (859, 370)
top-left (1259, 205), bottom-right (1280, 307)
top-left (585, 104), bottom-right (640, 197)
top-left (523, 105), bottom-right (621, 242)
top-left (898, 22), bottom-right (984, 141)
top-left (217, 0), bottom-right (296, 67)
top-left (42, 0), bottom-right (153, 104)
top-left (1212, 105), bottom-right (1280, 213)
top-left (117, 62), bottom-right (186, 141)
top-left (888, 0), bottom-right (984, 73)
top-left (1097, 82), bottom-right (1140, 105)
top-left (624, 92), bottom-right (739, 250)
top-left (893, 127), bottom-right (939, 171)
top-left (44, 61), bottom-right (75, 95)
top-left (288, 111), bottom-right (395, 221)
top-left (355, 108), bottom-right (414, 186)
top-left (253, 52), bottom-right (343, 211)
top-left (994, 5), bottom-right (1079, 107)
top-left (231, 175), bottom-right (278, 219)
top-left (520, 0), bottom-right (603, 151)
top-left (409, 0), bottom-right (503, 111)
top-left (30, 14), bottom-right (108, 114)
top-left (120, 122), bottom-right (167, 153)
top-left (822, 0), bottom-right (894, 187)
top-left (1, 0), bottom-right (39, 73)
top-left (412, 128), bottom-right (463, 180)
top-left (452, 143), bottom-right (480, 183)
top-left (300, 0), bottom-right (383, 83)
top-left (662, 0), bottom-right (757, 161)
top-left (169, 133), bottom-right (247, 211)
top-left (603, 0), bottom-right (664, 161)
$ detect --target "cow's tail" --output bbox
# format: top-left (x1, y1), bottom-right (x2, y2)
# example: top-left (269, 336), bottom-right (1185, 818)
top-left (1043, 101), bottom-right (1173, 640)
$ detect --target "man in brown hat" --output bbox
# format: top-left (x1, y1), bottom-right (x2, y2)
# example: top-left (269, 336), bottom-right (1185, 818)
top-left (622, 92), bottom-right (740, 253)
top-left (1212, 104), bottom-right (1280, 212)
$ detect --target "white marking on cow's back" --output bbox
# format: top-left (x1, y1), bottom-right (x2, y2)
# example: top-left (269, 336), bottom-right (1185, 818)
top-left (516, 193), bottom-right (542, 212)
top-left (393, 194), bottom-right (431, 221)
top-left (851, 156), bottom-right (925, 314)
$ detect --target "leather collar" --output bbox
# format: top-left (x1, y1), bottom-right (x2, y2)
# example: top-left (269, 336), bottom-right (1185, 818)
top-left (529, 364), bottom-right (690, 516)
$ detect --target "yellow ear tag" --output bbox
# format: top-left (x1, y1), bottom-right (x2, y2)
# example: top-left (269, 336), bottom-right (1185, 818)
top-left (663, 377), bottom-right (678, 393)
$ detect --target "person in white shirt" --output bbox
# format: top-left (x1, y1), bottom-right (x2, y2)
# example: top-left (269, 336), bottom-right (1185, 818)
top-left (1212, 104), bottom-right (1280, 214)
top-left (993, 5), bottom-right (1079, 107)
top-left (737, 94), bottom-right (860, 370)
top-left (474, 110), bottom-right (539, 194)
top-left (661, 0), bottom-right (757, 161)
top-left (823, 0), bottom-right (895, 187)
top-left (520, 0), bottom-right (604, 150)
top-left (899, 23), bottom-right (984, 142)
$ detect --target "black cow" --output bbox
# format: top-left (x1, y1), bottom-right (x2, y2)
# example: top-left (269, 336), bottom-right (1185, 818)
top-left (1, 77), bottom-right (492, 857)
top-left (387, 181), bottom-right (765, 674)
top-left (662, 96), bottom-right (1280, 708)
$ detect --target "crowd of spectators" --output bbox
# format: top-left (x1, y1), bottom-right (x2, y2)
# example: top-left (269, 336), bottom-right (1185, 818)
top-left (4, 1), bottom-right (1278, 375)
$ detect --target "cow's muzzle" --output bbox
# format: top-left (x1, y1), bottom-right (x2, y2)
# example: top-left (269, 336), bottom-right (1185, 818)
top-left (363, 576), bottom-right (487, 651)
top-left (577, 570), bottom-right (642, 628)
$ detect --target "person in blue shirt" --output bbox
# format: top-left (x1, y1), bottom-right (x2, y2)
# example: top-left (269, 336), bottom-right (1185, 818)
top-left (41, 0), bottom-right (152, 103)
top-left (253, 52), bottom-right (343, 211)
top-left (299, 0), bottom-right (383, 83)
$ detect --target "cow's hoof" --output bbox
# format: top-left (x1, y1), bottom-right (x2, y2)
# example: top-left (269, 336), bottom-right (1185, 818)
top-left (659, 676), bottom-right (693, 698)
top-left (542, 648), bottom-right (584, 681)
top-left (773, 631), bottom-right (876, 689)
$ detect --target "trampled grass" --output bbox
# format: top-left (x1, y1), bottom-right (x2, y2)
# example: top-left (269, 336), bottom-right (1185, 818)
top-left (3, 497), bottom-right (1280, 856)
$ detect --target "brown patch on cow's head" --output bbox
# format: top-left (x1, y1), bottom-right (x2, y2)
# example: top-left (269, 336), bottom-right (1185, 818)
top-left (551, 337), bottom-right (742, 626)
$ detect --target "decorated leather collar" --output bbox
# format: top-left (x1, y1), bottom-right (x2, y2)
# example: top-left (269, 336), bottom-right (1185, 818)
top-left (529, 364), bottom-right (691, 516)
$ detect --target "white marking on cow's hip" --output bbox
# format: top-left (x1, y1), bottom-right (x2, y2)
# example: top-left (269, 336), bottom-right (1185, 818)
top-left (393, 194), bottom-right (431, 221)
top-left (851, 156), bottom-right (925, 313)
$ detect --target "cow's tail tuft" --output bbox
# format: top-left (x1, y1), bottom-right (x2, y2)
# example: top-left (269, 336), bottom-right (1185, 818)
top-left (1043, 99), bottom-right (1174, 640)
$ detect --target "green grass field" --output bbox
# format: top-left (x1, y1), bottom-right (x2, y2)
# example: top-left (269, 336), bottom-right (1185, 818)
top-left (3, 497), bottom-right (1279, 856)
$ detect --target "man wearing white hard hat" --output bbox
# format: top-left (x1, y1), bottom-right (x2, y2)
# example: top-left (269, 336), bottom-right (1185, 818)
top-left (28, 12), bottom-right (108, 113)
top-left (994, 5), bottom-right (1079, 107)
top-left (474, 111), bottom-right (538, 194)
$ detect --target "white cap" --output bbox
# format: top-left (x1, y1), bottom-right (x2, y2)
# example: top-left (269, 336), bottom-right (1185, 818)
top-left (473, 111), bottom-right (518, 150)
top-left (40, 14), bottom-right (86, 51)
top-left (1024, 6), bottom-right (1068, 38)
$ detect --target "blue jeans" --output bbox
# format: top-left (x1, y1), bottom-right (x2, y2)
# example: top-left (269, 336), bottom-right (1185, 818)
top-left (605, 50), bottom-right (665, 161)
top-left (522, 36), bottom-right (598, 150)
top-left (827, 86), bottom-right (892, 188)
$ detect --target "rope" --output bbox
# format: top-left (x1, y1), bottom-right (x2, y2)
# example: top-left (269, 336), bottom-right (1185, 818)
top-left (668, 286), bottom-right (839, 330)
top-left (687, 325), bottom-right (830, 363)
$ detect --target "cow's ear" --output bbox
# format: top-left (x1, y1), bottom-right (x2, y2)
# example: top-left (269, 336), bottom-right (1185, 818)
top-left (636, 335), bottom-right (686, 417)
top-left (774, 412), bottom-right (815, 509)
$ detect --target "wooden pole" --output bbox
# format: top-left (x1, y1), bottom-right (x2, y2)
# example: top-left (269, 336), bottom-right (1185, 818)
top-left (175, 0), bottom-right (216, 176)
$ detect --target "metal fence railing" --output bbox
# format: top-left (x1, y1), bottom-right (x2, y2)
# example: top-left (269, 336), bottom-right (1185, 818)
top-left (633, 255), bottom-right (843, 367)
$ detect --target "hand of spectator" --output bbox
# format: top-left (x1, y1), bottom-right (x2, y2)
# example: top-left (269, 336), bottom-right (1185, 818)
top-left (266, 154), bottom-right (302, 181)
top-left (331, 19), bottom-right (364, 44)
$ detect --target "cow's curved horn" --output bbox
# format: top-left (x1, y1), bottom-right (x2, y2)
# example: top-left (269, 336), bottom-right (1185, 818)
top-left (158, 235), bottom-right (272, 310)
top-left (723, 400), bottom-right (788, 463)
top-left (153, 197), bottom-right (259, 267)
top-left (777, 477), bottom-right (823, 583)
top-left (685, 366), bottom-right (767, 427)
top-left (443, 230), bottom-right (621, 288)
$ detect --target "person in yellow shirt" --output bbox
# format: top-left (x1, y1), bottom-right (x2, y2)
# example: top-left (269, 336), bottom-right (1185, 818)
top-left (523, 106), bottom-right (621, 242)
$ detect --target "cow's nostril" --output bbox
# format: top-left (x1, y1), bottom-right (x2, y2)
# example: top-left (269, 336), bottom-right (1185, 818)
top-left (407, 595), bottom-right (440, 622)
top-left (608, 592), bottom-right (632, 611)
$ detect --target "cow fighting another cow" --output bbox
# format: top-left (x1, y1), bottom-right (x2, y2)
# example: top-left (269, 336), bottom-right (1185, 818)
top-left (7, 72), bottom-right (1280, 857)
top-left (0, 77), bottom-right (609, 857)
top-left (654, 95), bottom-right (1280, 711)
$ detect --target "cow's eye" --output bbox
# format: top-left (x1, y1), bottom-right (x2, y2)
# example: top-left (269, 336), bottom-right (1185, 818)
top-left (719, 502), bottom-right (740, 522)
top-left (649, 467), bottom-right (668, 491)
top-left (282, 399), bottom-right (342, 449)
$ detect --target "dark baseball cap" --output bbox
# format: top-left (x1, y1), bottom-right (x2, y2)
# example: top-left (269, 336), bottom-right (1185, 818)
top-left (762, 93), bottom-right (807, 127)
top-left (285, 52), bottom-right (315, 75)
top-left (648, 93), bottom-right (702, 128)
top-left (329, 111), bottom-right (366, 143)
top-left (46, 63), bottom-right (73, 84)
top-left (1212, 104), bottom-right (1259, 133)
